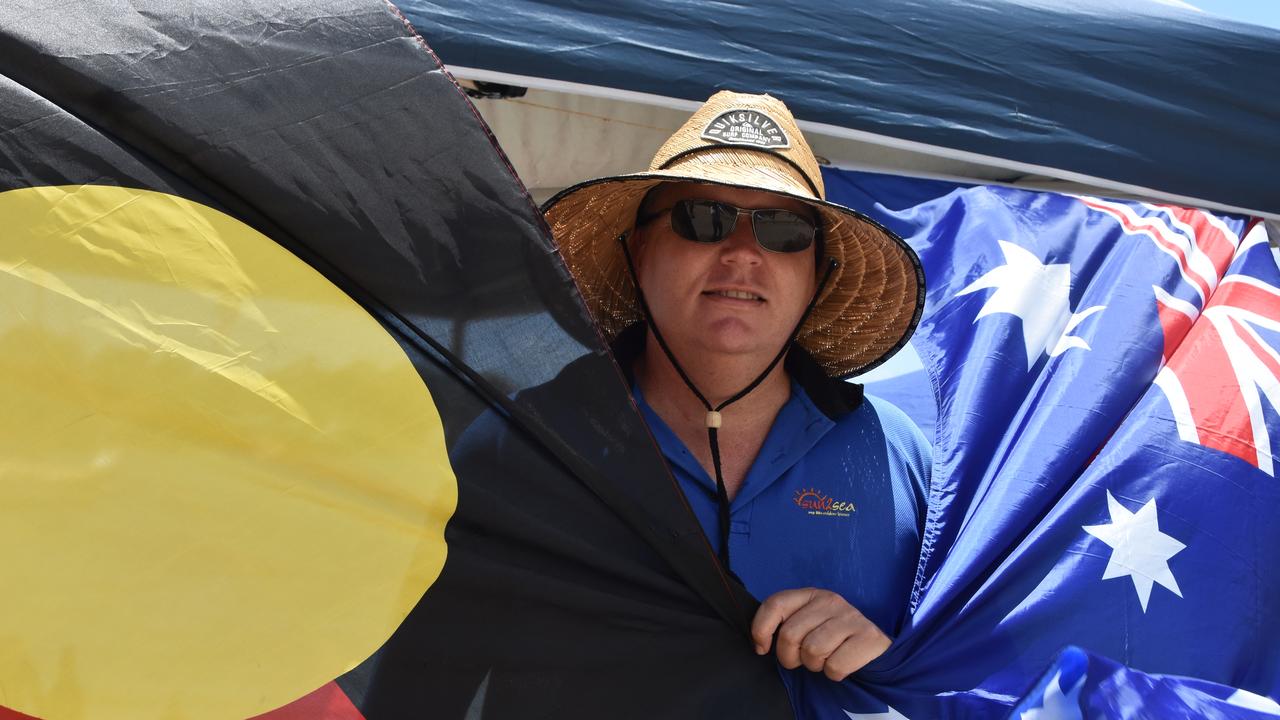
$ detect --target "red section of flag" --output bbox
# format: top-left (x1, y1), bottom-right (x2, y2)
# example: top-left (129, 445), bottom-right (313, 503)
top-left (1160, 275), bottom-right (1280, 473)
top-left (1159, 205), bottom-right (1237, 278)
top-left (1175, 314), bottom-right (1260, 468)
top-left (0, 684), bottom-right (366, 720)
top-left (1155, 295), bottom-right (1196, 365)
top-left (250, 682), bottom-right (365, 720)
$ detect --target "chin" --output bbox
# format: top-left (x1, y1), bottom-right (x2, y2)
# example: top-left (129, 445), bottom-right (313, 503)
top-left (697, 333), bottom-right (780, 358)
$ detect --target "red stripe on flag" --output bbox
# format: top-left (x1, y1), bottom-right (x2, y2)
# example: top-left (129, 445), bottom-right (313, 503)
top-left (1156, 297), bottom-right (1197, 365)
top-left (250, 682), bottom-right (365, 720)
top-left (1162, 207), bottom-right (1237, 278)
top-left (1215, 280), bottom-right (1280, 320)
top-left (1170, 318), bottom-right (1259, 468)
top-left (1236, 316), bottom-right (1280, 395)
top-left (1079, 198), bottom-right (1211, 300)
top-left (0, 706), bottom-right (39, 720)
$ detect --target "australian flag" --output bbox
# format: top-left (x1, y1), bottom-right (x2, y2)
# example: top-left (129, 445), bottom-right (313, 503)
top-left (803, 172), bottom-right (1280, 718)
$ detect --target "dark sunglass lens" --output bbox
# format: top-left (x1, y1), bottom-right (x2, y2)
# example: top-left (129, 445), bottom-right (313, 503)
top-left (752, 210), bottom-right (815, 253)
top-left (673, 200), bottom-right (736, 243)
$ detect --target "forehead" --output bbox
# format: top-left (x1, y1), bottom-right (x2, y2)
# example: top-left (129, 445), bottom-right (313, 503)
top-left (647, 182), bottom-right (813, 215)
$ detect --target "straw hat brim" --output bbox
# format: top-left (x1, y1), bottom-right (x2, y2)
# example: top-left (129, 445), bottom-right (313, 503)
top-left (541, 171), bottom-right (924, 379)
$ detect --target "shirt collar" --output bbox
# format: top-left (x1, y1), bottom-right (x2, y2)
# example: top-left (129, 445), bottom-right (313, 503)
top-left (632, 372), bottom-right (837, 509)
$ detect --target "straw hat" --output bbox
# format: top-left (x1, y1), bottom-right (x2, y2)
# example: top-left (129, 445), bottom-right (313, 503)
top-left (541, 90), bottom-right (924, 379)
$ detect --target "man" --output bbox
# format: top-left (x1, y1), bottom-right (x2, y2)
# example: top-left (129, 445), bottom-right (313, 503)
top-left (541, 91), bottom-right (931, 686)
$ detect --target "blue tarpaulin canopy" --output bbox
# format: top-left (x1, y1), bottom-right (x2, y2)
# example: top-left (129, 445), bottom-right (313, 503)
top-left (403, 0), bottom-right (1280, 218)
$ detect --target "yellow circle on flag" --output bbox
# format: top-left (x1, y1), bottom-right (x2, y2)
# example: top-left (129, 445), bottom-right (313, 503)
top-left (0, 186), bottom-right (457, 719)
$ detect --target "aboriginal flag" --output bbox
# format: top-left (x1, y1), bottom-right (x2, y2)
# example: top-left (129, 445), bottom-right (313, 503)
top-left (0, 2), bottom-right (791, 718)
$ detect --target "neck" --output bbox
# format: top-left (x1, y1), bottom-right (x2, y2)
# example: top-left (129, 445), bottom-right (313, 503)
top-left (635, 330), bottom-right (792, 429)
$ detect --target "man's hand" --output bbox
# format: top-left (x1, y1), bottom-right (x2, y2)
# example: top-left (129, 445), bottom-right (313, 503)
top-left (751, 588), bottom-right (891, 681)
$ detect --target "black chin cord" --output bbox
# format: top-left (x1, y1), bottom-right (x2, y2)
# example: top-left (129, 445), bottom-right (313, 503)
top-left (619, 234), bottom-right (838, 571)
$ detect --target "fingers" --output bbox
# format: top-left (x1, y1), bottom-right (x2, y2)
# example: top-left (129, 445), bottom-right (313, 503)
top-left (751, 587), bottom-right (817, 655)
top-left (819, 621), bottom-right (892, 680)
top-left (752, 588), bottom-right (892, 681)
top-left (773, 594), bottom-right (846, 670)
top-left (797, 618), bottom-right (847, 672)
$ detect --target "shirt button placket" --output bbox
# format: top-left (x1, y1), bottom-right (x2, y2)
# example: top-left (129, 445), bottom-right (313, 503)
top-left (729, 501), bottom-right (752, 559)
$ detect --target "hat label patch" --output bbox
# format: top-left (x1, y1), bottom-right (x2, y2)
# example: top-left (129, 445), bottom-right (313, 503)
top-left (701, 109), bottom-right (790, 149)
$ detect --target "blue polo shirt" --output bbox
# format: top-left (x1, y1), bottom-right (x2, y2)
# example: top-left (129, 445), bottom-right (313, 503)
top-left (633, 381), bottom-right (931, 636)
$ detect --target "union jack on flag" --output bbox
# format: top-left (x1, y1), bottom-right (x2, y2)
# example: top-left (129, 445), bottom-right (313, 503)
top-left (1080, 198), bottom-right (1279, 477)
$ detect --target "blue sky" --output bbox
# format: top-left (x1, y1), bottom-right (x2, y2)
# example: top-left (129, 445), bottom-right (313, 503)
top-left (1175, 0), bottom-right (1280, 30)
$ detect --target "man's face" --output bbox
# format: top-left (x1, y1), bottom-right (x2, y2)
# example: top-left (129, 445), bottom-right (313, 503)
top-left (632, 183), bottom-right (818, 361)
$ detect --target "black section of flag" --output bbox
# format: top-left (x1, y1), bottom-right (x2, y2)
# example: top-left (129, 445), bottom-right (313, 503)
top-left (0, 1), bottom-right (792, 717)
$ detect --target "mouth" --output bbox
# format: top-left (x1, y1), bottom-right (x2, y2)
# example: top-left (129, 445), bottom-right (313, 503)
top-left (703, 289), bottom-right (766, 303)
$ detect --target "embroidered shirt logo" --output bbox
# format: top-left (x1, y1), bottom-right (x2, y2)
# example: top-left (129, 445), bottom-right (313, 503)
top-left (793, 488), bottom-right (856, 518)
top-left (701, 109), bottom-right (790, 149)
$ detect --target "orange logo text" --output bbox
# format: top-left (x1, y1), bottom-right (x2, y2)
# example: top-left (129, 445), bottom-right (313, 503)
top-left (793, 488), bottom-right (856, 518)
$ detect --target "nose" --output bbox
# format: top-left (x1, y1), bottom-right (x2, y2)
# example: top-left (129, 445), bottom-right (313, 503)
top-left (718, 216), bottom-right (763, 265)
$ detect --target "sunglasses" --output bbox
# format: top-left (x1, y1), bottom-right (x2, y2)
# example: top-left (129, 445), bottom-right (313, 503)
top-left (638, 199), bottom-right (818, 254)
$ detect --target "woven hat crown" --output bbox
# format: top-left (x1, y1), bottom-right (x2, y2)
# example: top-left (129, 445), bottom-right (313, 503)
top-left (650, 91), bottom-right (825, 200)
